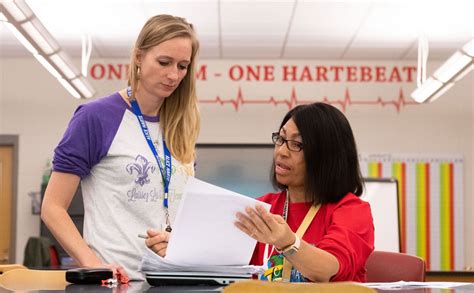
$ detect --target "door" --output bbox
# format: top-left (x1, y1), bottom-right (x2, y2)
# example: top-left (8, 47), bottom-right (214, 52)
top-left (0, 146), bottom-right (13, 264)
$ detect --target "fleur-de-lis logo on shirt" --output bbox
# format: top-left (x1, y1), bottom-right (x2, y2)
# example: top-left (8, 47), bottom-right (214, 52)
top-left (126, 155), bottom-right (156, 186)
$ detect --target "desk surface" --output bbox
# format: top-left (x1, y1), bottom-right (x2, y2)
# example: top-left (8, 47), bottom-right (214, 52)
top-left (2, 282), bottom-right (473, 293)
top-left (376, 284), bottom-right (474, 293)
top-left (426, 271), bottom-right (474, 283)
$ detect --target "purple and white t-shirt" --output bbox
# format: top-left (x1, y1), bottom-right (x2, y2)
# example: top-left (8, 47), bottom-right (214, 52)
top-left (53, 92), bottom-right (194, 280)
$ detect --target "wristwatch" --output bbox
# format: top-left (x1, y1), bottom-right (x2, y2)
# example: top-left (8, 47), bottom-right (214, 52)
top-left (275, 233), bottom-right (301, 256)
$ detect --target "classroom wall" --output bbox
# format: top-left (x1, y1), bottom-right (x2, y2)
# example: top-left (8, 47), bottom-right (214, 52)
top-left (0, 57), bottom-right (4, 133)
top-left (0, 57), bottom-right (472, 268)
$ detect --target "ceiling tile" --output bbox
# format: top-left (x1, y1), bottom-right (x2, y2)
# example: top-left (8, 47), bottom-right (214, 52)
top-left (143, 0), bottom-right (219, 36)
top-left (220, 0), bottom-right (294, 51)
top-left (287, 2), bottom-right (371, 44)
top-left (347, 2), bottom-right (473, 59)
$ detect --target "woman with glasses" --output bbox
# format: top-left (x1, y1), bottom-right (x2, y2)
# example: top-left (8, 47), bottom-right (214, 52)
top-left (235, 102), bottom-right (374, 282)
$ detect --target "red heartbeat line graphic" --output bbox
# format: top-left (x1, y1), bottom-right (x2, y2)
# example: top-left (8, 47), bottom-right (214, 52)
top-left (199, 87), bottom-right (419, 113)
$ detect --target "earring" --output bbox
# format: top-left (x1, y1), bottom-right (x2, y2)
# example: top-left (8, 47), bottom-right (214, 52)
top-left (137, 66), bottom-right (141, 79)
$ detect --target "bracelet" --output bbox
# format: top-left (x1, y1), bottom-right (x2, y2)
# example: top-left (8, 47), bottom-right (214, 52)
top-left (275, 233), bottom-right (300, 255)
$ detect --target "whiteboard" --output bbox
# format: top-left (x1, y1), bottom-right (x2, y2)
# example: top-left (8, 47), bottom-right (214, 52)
top-left (360, 178), bottom-right (400, 252)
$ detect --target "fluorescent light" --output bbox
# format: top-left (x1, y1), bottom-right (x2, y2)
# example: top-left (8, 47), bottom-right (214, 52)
top-left (50, 52), bottom-right (79, 79)
top-left (5, 22), bottom-right (37, 54)
top-left (2, 0), bottom-right (96, 99)
top-left (429, 82), bottom-right (455, 103)
top-left (58, 78), bottom-right (81, 99)
top-left (21, 18), bottom-right (58, 54)
top-left (2, 0), bottom-right (33, 22)
top-left (454, 63), bottom-right (473, 82)
top-left (33, 54), bottom-right (61, 79)
top-left (411, 77), bottom-right (443, 103)
top-left (433, 51), bottom-right (472, 83)
top-left (462, 39), bottom-right (473, 57)
top-left (71, 77), bottom-right (95, 99)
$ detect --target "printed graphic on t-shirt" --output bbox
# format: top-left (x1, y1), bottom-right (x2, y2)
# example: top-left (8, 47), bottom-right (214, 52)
top-left (126, 186), bottom-right (161, 202)
top-left (126, 155), bottom-right (156, 186)
top-left (261, 253), bottom-right (308, 282)
top-left (126, 154), bottom-right (178, 186)
top-left (125, 154), bottom-right (179, 203)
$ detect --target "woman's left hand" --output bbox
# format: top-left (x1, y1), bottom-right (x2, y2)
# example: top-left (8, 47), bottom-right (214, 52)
top-left (235, 205), bottom-right (295, 250)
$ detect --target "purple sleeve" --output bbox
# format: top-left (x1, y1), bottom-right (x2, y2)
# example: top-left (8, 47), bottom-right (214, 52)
top-left (53, 94), bottom-right (124, 178)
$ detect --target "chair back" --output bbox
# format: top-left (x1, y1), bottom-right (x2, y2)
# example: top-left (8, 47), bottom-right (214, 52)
top-left (23, 236), bottom-right (60, 268)
top-left (0, 268), bottom-right (68, 291)
top-left (0, 264), bottom-right (27, 274)
top-left (366, 251), bottom-right (426, 282)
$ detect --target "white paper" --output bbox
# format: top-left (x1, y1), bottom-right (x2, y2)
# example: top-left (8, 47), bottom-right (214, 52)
top-left (165, 177), bottom-right (271, 266)
top-left (140, 247), bottom-right (263, 275)
top-left (362, 281), bottom-right (472, 290)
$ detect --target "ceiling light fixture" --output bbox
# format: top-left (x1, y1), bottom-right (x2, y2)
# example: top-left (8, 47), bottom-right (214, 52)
top-left (0, 0), bottom-right (95, 99)
top-left (411, 38), bottom-right (473, 103)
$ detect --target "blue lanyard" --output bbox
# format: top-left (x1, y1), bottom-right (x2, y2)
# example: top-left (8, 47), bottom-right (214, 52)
top-left (127, 87), bottom-right (172, 209)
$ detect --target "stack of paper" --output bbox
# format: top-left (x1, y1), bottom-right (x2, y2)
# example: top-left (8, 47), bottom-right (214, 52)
top-left (141, 247), bottom-right (264, 275)
top-left (140, 178), bottom-right (270, 275)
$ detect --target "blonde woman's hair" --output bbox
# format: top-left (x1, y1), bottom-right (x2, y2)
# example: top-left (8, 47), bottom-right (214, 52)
top-left (128, 14), bottom-right (200, 163)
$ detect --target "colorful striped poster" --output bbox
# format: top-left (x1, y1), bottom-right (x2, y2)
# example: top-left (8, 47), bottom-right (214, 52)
top-left (368, 161), bottom-right (383, 178)
top-left (415, 162), bottom-right (430, 268)
top-left (391, 162), bottom-right (406, 254)
top-left (359, 154), bottom-right (463, 271)
top-left (439, 162), bottom-right (455, 270)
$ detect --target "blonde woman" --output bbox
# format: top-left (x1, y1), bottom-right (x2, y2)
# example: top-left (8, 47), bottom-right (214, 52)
top-left (41, 15), bottom-right (200, 281)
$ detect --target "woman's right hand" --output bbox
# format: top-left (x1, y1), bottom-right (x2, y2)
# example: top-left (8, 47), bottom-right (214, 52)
top-left (87, 262), bottom-right (129, 283)
top-left (145, 228), bottom-right (170, 257)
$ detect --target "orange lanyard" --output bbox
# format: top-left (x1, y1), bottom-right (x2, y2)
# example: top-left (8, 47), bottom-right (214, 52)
top-left (281, 201), bottom-right (320, 282)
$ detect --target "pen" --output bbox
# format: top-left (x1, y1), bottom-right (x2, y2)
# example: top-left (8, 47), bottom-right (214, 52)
top-left (138, 234), bottom-right (148, 239)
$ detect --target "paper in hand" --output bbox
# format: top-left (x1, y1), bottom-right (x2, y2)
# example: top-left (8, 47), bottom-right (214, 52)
top-left (164, 177), bottom-right (271, 266)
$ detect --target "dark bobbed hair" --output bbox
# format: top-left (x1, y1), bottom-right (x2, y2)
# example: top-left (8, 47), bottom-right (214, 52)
top-left (271, 102), bottom-right (364, 205)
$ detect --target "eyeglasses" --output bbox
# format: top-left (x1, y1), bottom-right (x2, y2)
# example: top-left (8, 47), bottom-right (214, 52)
top-left (271, 132), bottom-right (303, 152)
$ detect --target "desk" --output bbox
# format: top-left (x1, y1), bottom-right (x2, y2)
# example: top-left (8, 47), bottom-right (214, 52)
top-left (376, 283), bottom-right (474, 293)
top-left (0, 281), bottom-right (224, 293)
top-left (65, 282), bottom-right (223, 292)
top-left (1, 281), bottom-right (473, 292)
top-left (426, 271), bottom-right (474, 283)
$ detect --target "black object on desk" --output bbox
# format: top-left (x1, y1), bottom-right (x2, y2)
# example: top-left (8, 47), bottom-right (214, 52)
top-left (145, 271), bottom-right (250, 286)
top-left (66, 268), bottom-right (113, 284)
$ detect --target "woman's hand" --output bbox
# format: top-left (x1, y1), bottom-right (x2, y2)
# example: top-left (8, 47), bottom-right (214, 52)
top-left (145, 228), bottom-right (170, 257)
top-left (85, 262), bottom-right (129, 284)
top-left (104, 263), bottom-right (130, 284)
top-left (235, 205), bottom-right (295, 250)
